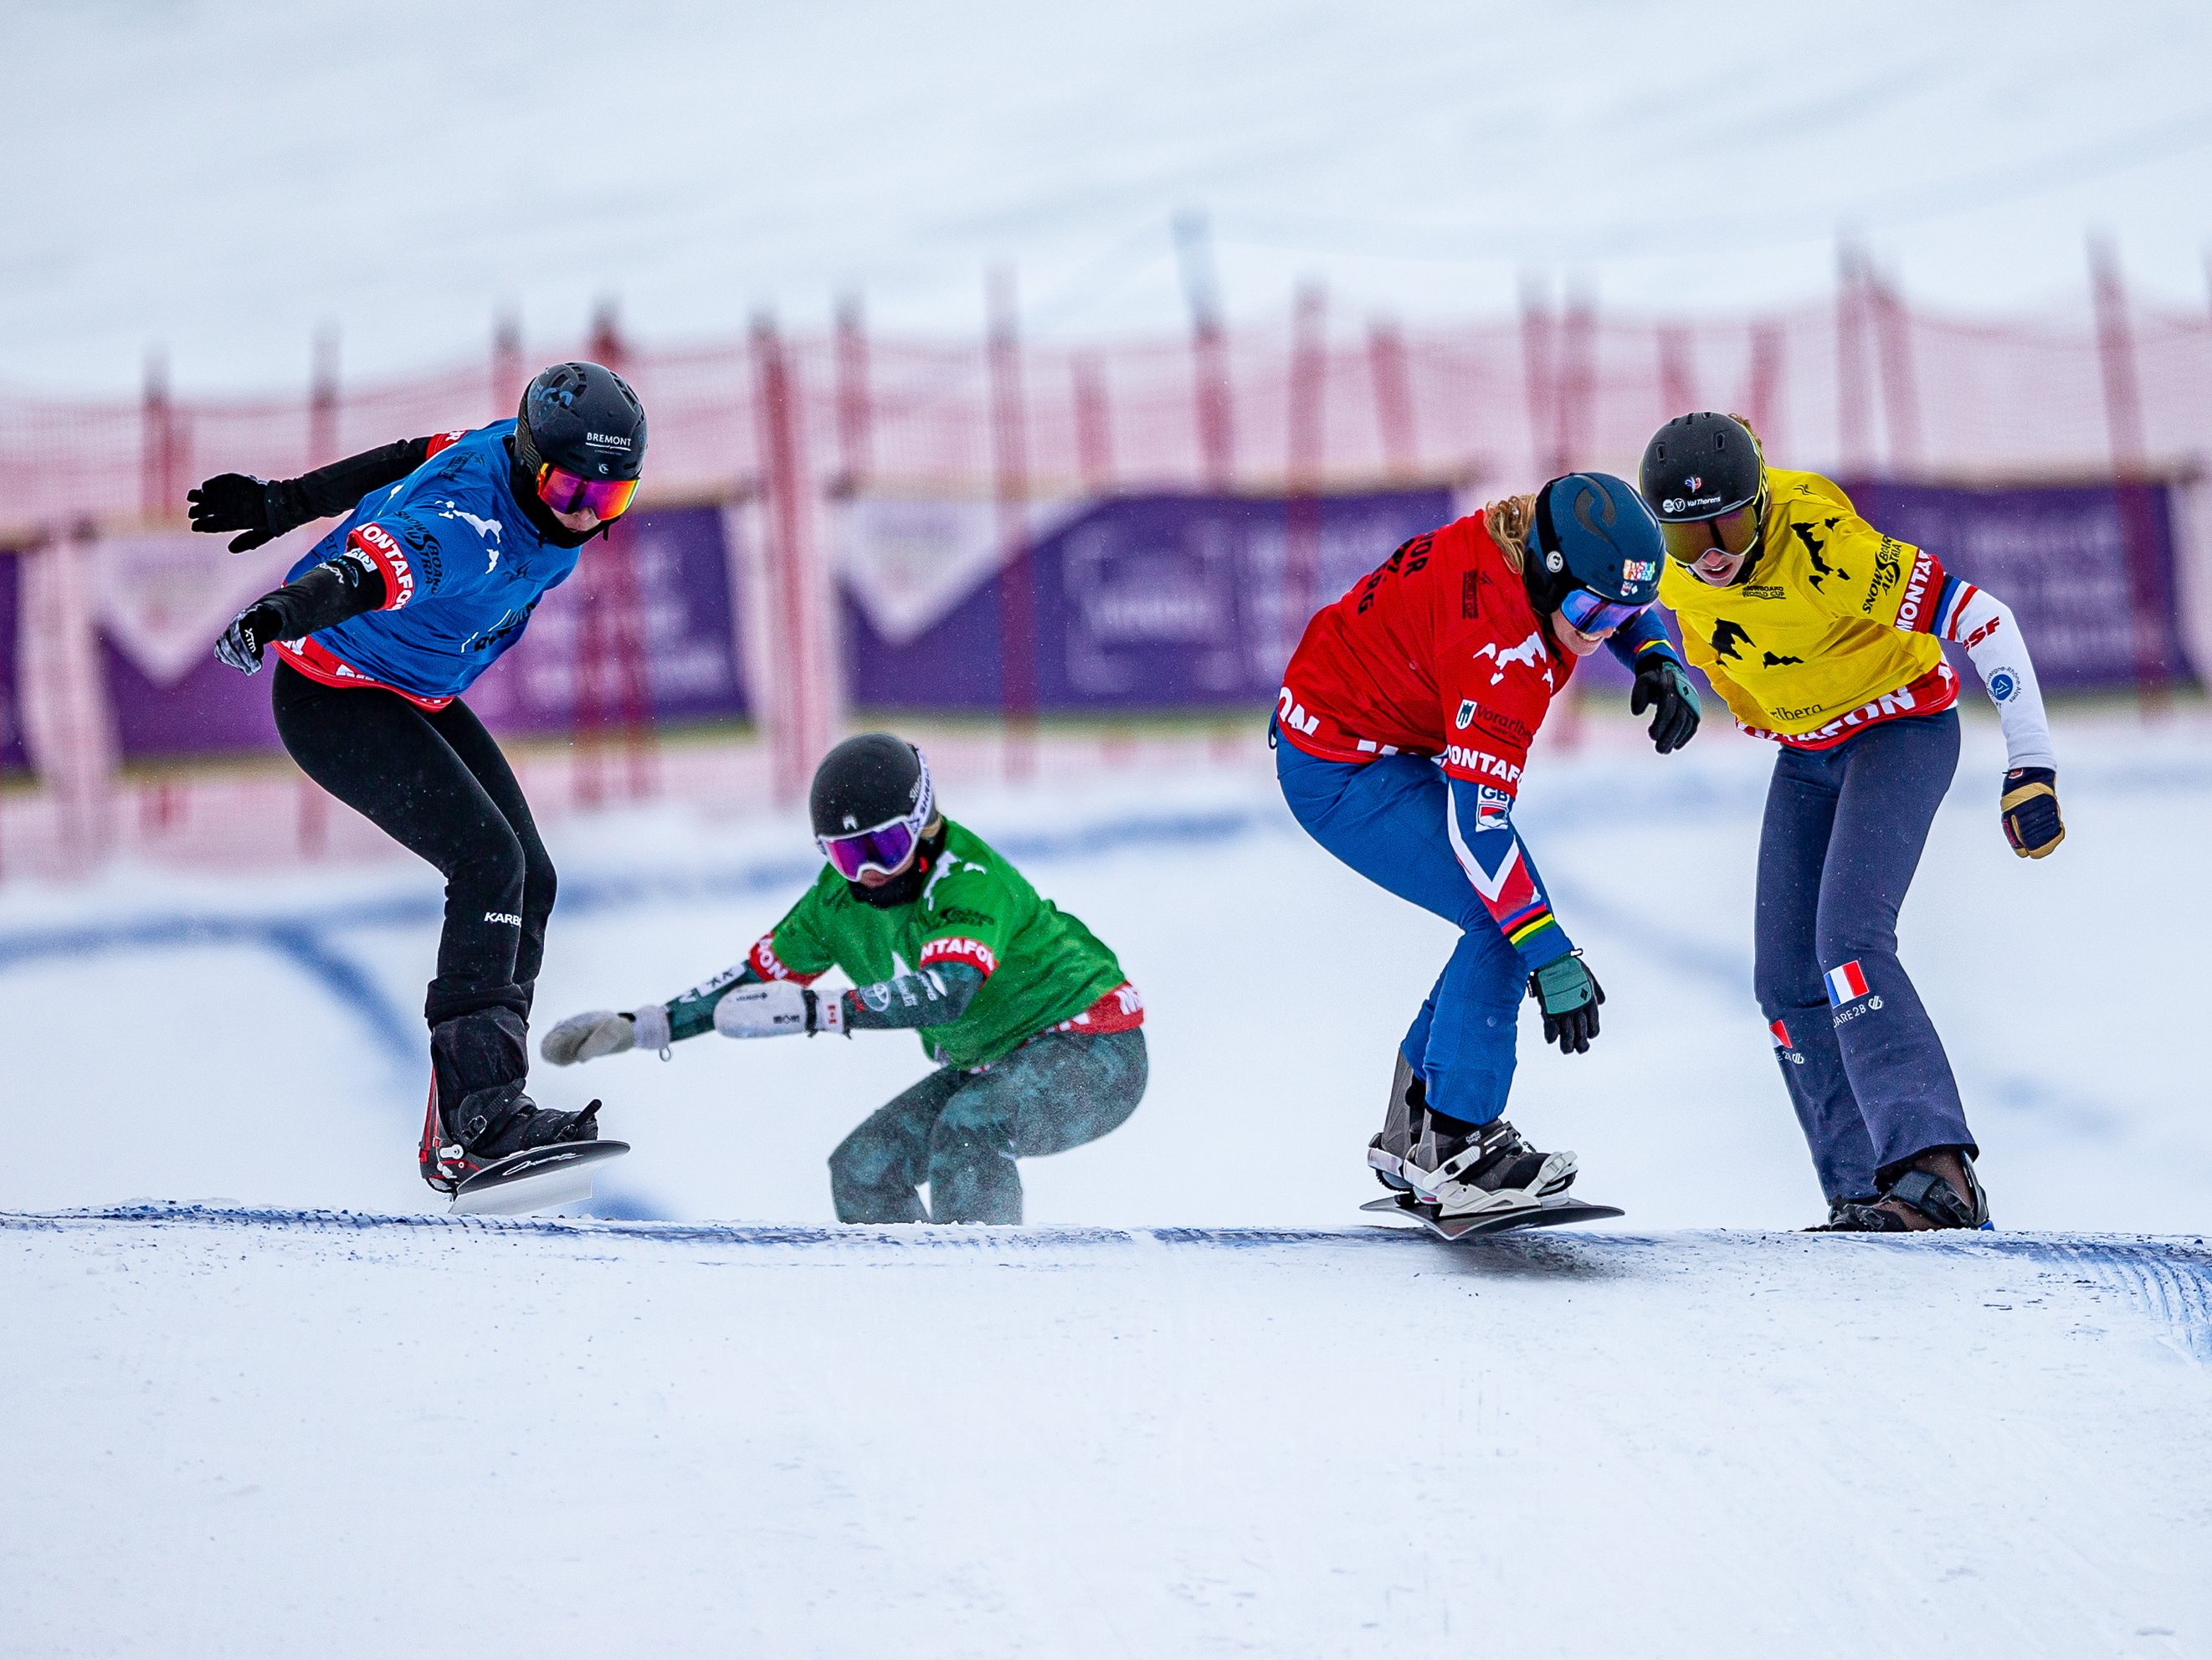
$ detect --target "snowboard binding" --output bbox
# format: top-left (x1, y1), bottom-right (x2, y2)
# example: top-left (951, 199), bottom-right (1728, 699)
top-left (416, 1080), bottom-right (604, 1195)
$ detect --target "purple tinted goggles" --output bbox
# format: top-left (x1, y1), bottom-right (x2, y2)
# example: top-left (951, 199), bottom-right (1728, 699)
top-left (1556, 586), bottom-right (1652, 636)
top-left (819, 819), bottom-right (920, 881)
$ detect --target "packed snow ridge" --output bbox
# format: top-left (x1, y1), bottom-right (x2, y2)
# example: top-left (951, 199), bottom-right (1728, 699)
top-left (4, 1205), bottom-right (2207, 1657)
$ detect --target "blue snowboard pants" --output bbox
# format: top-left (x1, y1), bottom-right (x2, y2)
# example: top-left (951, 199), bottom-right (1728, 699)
top-left (1754, 710), bottom-right (1975, 1202)
top-left (1276, 739), bottom-right (1527, 1127)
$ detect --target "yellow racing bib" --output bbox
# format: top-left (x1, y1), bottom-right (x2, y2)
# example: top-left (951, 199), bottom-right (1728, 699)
top-left (1659, 470), bottom-right (1954, 745)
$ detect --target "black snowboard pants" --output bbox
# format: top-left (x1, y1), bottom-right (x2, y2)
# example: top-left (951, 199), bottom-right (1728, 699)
top-left (270, 662), bottom-right (554, 1032)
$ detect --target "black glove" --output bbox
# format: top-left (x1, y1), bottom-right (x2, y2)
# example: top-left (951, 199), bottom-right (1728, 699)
top-left (1629, 655), bottom-right (1701, 754)
top-left (214, 604), bottom-right (277, 676)
top-left (2000, 767), bottom-right (2065, 859)
top-left (1528, 954), bottom-right (1604, 1055)
top-left (187, 473), bottom-right (280, 552)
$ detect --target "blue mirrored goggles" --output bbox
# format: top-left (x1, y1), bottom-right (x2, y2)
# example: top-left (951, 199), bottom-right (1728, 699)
top-left (1555, 586), bottom-right (1653, 636)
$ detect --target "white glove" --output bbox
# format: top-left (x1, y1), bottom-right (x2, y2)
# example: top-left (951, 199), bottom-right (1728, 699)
top-left (712, 981), bottom-right (846, 1040)
top-left (540, 1004), bottom-right (671, 1065)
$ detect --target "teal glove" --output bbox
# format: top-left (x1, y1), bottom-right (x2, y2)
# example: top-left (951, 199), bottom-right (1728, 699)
top-left (1528, 954), bottom-right (1604, 1055)
top-left (1629, 655), bottom-right (1701, 754)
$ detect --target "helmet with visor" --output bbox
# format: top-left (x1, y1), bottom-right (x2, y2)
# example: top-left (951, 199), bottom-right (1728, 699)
top-left (514, 361), bottom-right (648, 525)
top-left (1526, 471), bottom-right (1665, 635)
top-left (810, 733), bottom-right (936, 881)
top-left (1639, 411), bottom-right (1767, 565)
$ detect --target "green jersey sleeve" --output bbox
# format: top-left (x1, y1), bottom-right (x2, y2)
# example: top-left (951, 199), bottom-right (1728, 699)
top-left (749, 874), bottom-right (842, 984)
top-left (660, 876), bottom-right (842, 1042)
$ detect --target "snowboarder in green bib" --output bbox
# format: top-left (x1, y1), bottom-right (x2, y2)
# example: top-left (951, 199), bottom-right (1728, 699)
top-left (539, 734), bottom-right (1148, 1223)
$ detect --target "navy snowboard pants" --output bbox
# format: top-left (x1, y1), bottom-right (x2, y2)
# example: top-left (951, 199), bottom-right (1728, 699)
top-left (1754, 710), bottom-right (1975, 1203)
top-left (828, 1028), bottom-right (1147, 1224)
top-left (1276, 740), bottom-right (1528, 1128)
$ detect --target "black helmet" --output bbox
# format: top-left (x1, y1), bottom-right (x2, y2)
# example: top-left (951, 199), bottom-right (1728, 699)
top-left (1526, 472), bottom-right (1665, 610)
top-left (811, 734), bottom-right (939, 908)
top-left (1640, 412), bottom-right (1761, 522)
top-left (811, 733), bottom-right (933, 840)
top-left (514, 361), bottom-right (647, 483)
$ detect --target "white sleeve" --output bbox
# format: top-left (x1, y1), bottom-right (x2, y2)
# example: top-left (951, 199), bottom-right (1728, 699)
top-left (1943, 588), bottom-right (2055, 771)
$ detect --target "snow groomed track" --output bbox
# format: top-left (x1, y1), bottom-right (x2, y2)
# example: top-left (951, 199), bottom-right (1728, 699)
top-left (6, 1207), bottom-right (2208, 1657)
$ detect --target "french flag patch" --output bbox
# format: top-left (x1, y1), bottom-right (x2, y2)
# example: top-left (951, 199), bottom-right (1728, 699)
top-left (1823, 960), bottom-right (1871, 1007)
top-left (1768, 1018), bottom-right (1793, 1050)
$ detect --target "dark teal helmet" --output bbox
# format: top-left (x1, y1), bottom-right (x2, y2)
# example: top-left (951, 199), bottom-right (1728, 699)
top-left (1528, 471), bottom-right (1665, 609)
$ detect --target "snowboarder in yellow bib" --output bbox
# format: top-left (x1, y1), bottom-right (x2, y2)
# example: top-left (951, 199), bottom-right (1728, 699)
top-left (1642, 413), bottom-right (2065, 1232)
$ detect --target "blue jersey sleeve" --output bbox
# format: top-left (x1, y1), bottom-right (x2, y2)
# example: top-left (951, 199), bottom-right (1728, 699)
top-left (1605, 609), bottom-right (1680, 671)
top-left (1443, 773), bottom-right (1574, 971)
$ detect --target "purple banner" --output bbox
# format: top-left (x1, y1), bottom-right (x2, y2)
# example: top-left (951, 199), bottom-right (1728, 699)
top-left (843, 489), bottom-right (1455, 712)
top-left (0, 551), bottom-right (26, 773)
top-left (99, 506), bottom-right (748, 758)
top-left (104, 629), bottom-right (283, 758)
top-left (1842, 478), bottom-right (2195, 691)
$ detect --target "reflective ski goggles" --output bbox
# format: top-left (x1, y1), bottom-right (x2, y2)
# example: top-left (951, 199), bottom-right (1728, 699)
top-left (1657, 499), bottom-right (1762, 564)
top-left (818, 819), bottom-right (921, 881)
top-left (534, 463), bottom-right (639, 523)
top-left (1555, 586), bottom-right (1652, 636)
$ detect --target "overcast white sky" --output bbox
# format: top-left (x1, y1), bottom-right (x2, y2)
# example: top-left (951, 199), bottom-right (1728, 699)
top-left (5, 0), bottom-right (2209, 394)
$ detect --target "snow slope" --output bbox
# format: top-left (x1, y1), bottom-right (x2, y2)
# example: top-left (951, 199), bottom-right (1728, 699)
top-left (2, 712), bottom-right (2208, 1233)
top-left (8, 0), bottom-right (2212, 392)
top-left (3, 1207), bottom-right (2207, 1657)
top-left (8, 713), bottom-right (2212, 1654)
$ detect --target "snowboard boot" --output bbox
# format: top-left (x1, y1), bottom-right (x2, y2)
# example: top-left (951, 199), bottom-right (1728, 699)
top-left (418, 1008), bottom-right (602, 1195)
top-left (1366, 1053), bottom-right (1428, 1194)
top-left (1816, 1147), bottom-right (1989, 1232)
top-left (1370, 1054), bottom-right (1576, 1216)
top-left (1400, 1117), bottom-right (1576, 1221)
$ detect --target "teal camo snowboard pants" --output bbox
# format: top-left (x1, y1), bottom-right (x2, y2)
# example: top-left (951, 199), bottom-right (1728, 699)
top-left (828, 1028), bottom-right (1148, 1224)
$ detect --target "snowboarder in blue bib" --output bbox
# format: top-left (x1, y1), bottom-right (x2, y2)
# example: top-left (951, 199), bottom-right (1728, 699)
top-left (193, 361), bottom-right (647, 1195)
top-left (540, 734), bottom-right (1149, 1223)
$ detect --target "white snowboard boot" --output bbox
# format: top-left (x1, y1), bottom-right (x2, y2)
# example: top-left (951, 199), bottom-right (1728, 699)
top-left (1368, 1054), bottom-right (1575, 1218)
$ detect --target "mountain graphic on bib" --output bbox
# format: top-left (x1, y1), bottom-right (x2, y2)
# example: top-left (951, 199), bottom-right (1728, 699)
top-left (1473, 630), bottom-right (1553, 689)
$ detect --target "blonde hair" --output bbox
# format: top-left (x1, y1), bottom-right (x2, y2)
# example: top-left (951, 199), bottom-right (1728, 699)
top-left (1482, 493), bottom-right (1537, 573)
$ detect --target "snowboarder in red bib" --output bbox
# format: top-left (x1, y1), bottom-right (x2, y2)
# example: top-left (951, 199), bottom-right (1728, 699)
top-left (540, 735), bottom-right (1147, 1223)
top-left (1275, 474), bottom-right (1695, 1222)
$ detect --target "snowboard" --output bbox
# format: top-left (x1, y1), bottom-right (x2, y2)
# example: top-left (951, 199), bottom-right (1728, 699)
top-left (449, 1140), bottom-right (631, 1217)
top-left (1360, 1190), bottom-right (1624, 1240)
